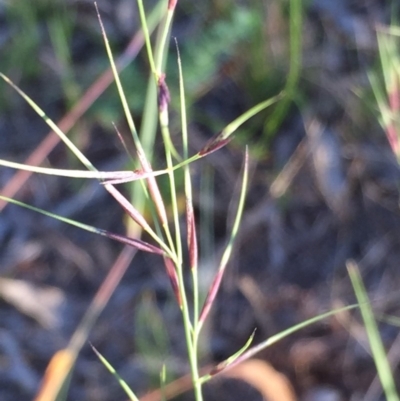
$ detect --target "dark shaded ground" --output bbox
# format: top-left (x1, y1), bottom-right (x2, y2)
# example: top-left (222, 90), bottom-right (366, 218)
top-left (1, 1), bottom-right (400, 400)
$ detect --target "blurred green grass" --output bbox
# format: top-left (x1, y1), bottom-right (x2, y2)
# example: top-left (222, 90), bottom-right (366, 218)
top-left (0, 0), bottom-right (296, 156)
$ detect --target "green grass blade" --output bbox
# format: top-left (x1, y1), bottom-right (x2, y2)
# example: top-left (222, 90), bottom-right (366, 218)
top-left (137, 0), bottom-right (157, 76)
top-left (198, 93), bottom-right (283, 156)
top-left (154, 0), bottom-right (175, 75)
top-left (90, 344), bottom-right (139, 401)
top-left (347, 261), bottom-right (400, 401)
top-left (94, 3), bottom-right (141, 152)
top-left (265, 0), bottom-right (303, 135)
top-left (200, 304), bottom-right (359, 384)
top-left (198, 149), bottom-right (249, 329)
top-left (221, 94), bottom-right (284, 141)
top-left (218, 148), bottom-right (249, 274)
top-left (0, 196), bottom-right (165, 255)
top-left (0, 73), bottom-right (96, 172)
top-left (200, 330), bottom-right (256, 381)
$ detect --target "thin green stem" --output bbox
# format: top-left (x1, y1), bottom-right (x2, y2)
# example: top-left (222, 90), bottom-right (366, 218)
top-left (176, 39), bottom-right (200, 333)
top-left (161, 124), bottom-right (183, 263)
top-left (175, 262), bottom-right (203, 401)
top-left (155, 6), bottom-right (174, 75)
top-left (265, 0), bottom-right (302, 135)
top-left (137, 0), bottom-right (157, 76)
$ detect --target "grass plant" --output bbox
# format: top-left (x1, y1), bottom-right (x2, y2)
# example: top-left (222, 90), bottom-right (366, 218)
top-left (0, 1), bottom-right (281, 399)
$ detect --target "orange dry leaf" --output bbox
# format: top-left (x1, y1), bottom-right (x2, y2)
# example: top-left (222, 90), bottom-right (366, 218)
top-left (225, 359), bottom-right (297, 401)
top-left (34, 349), bottom-right (76, 401)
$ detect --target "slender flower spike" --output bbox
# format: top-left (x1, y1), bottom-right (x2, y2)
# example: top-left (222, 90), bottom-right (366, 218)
top-left (198, 132), bottom-right (231, 157)
top-left (103, 184), bottom-right (153, 232)
top-left (163, 257), bottom-right (182, 307)
top-left (158, 74), bottom-right (170, 112)
top-left (199, 269), bottom-right (224, 326)
top-left (158, 74), bottom-right (170, 128)
top-left (102, 231), bottom-right (164, 255)
top-left (186, 198), bottom-right (198, 270)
